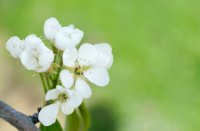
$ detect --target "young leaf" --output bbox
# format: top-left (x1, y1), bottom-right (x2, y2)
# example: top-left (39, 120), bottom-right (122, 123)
top-left (79, 103), bottom-right (91, 131)
top-left (65, 110), bottom-right (82, 131)
top-left (40, 120), bottom-right (63, 131)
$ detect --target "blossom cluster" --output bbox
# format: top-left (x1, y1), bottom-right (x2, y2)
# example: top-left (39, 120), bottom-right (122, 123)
top-left (6, 17), bottom-right (113, 126)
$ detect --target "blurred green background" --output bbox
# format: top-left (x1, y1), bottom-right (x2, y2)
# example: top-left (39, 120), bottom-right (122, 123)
top-left (1, 0), bottom-right (200, 131)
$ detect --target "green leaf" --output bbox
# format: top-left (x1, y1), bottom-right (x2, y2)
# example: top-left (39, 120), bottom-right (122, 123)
top-left (40, 120), bottom-right (63, 131)
top-left (79, 103), bottom-right (91, 131)
top-left (65, 110), bottom-right (82, 131)
top-left (64, 103), bottom-right (91, 131)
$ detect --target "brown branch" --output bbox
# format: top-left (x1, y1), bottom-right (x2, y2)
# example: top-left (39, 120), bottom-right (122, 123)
top-left (0, 100), bottom-right (39, 131)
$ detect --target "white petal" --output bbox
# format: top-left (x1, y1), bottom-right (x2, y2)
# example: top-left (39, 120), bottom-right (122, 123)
top-left (37, 49), bottom-right (54, 72)
top-left (20, 50), bottom-right (38, 70)
top-left (56, 85), bottom-right (65, 92)
top-left (39, 50), bottom-right (54, 66)
top-left (63, 47), bottom-right (77, 67)
top-left (6, 36), bottom-right (25, 58)
top-left (93, 43), bottom-right (113, 69)
top-left (67, 90), bottom-right (82, 108)
top-left (44, 17), bottom-right (61, 42)
top-left (45, 88), bottom-right (61, 101)
top-left (61, 102), bottom-right (75, 115)
top-left (55, 25), bottom-right (83, 51)
top-left (78, 43), bottom-right (97, 66)
top-left (60, 70), bottom-right (74, 88)
top-left (84, 67), bottom-right (109, 87)
top-left (25, 34), bottom-right (43, 46)
top-left (20, 34), bottom-right (54, 72)
top-left (38, 102), bottom-right (60, 126)
top-left (24, 34), bottom-right (47, 54)
top-left (75, 79), bottom-right (92, 99)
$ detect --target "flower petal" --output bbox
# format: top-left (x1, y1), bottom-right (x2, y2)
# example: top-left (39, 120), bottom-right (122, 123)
top-left (24, 34), bottom-right (47, 53)
top-left (67, 90), bottom-right (82, 108)
top-left (45, 87), bottom-right (62, 101)
top-left (46, 85), bottom-right (66, 100)
top-left (37, 49), bottom-right (54, 72)
top-left (6, 36), bottom-right (25, 59)
top-left (38, 102), bottom-right (60, 126)
top-left (75, 79), bottom-right (92, 99)
top-left (61, 102), bottom-right (75, 115)
top-left (84, 67), bottom-right (109, 87)
top-left (63, 47), bottom-right (77, 67)
top-left (56, 85), bottom-right (65, 92)
top-left (60, 70), bottom-right (74, 88)
top-left (25, 34), bottom-right (44, 47)
top-left (44, 17), bottom-right (61, 42)
top-left (20, 50), bottom-right (38, 70)
top-left (55, 25), bottom-right (83, 51)
top-left (78, 43), bottom-right (97, 66)
top-left (93, 43), bottom-right (113, 69)
top-left (20, 34), bottom-right (54, 73)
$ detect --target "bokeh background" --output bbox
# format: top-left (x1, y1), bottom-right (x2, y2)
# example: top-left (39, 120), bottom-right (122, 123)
top-left (1, 0), bottom-right (200, 131)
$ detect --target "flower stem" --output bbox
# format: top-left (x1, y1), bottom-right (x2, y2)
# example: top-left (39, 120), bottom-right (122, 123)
top-left (52, 51), bottom-right (63, 88)
top-left (39, 73), bottom-right (48, 93)
top-left (45, 73), bottom-right (51, 89)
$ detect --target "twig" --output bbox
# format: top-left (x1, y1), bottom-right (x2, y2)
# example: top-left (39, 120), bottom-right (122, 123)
top-left (0, 100), bottom-right (39, 131)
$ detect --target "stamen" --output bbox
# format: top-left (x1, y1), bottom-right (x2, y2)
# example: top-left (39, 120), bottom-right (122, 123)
top-left (58, 93), bottom-right (68, 102)
top-left (74, 66), bottom-right (83, 75)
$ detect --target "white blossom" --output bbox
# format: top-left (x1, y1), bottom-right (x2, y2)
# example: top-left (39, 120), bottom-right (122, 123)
top-left (55, 25), bottom-right (84, 51)
top-left (60, 43), bottom-right (113, 99)
top-left (44, 17), bottom-right (62, 42)
top-left (6, 36), bottom-right (25, 58)
top-left (44, 17), bottom-right (84, 51)
top-left (20, 34), bottom-right (54, 72)
top-left (38, 85), bottom-right (82, 126)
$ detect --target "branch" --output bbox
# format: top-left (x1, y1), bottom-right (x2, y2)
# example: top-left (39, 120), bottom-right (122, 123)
top-left (0, 100), bottom-right (39, 131)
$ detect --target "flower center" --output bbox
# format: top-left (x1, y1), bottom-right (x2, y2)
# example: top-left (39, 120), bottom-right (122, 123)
top-left (73, 65), bottom-right (90, 76)
top-left (57, 93), bottom-right (68, 102)
top-left (74, 66), bottom-right (83, 76)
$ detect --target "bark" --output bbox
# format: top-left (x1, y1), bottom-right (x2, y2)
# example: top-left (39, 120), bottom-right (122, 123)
top-left (0, 100), bottom-right (39, 131)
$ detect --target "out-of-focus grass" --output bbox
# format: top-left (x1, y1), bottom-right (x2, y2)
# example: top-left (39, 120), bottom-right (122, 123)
top-left (1, 0), bottom-right (200, 131)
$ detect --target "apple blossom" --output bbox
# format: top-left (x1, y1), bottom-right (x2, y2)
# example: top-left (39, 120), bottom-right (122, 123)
top-left (60, 43), bottom-right (113, 99)
top-left (44, 17), bottom-right (84, 51)
top-left (38, 85), bottom-right (82, 126)
top-left (44, 17), bottom-right (62, 42)
top-left (6, 36), bottom-right (25, 58)
top-left (54, 25), bottom-right (84, 51)
top-left (5, 17), bottom-right (113, 129)
top-left (20, 34), bottom-right (54, 73)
